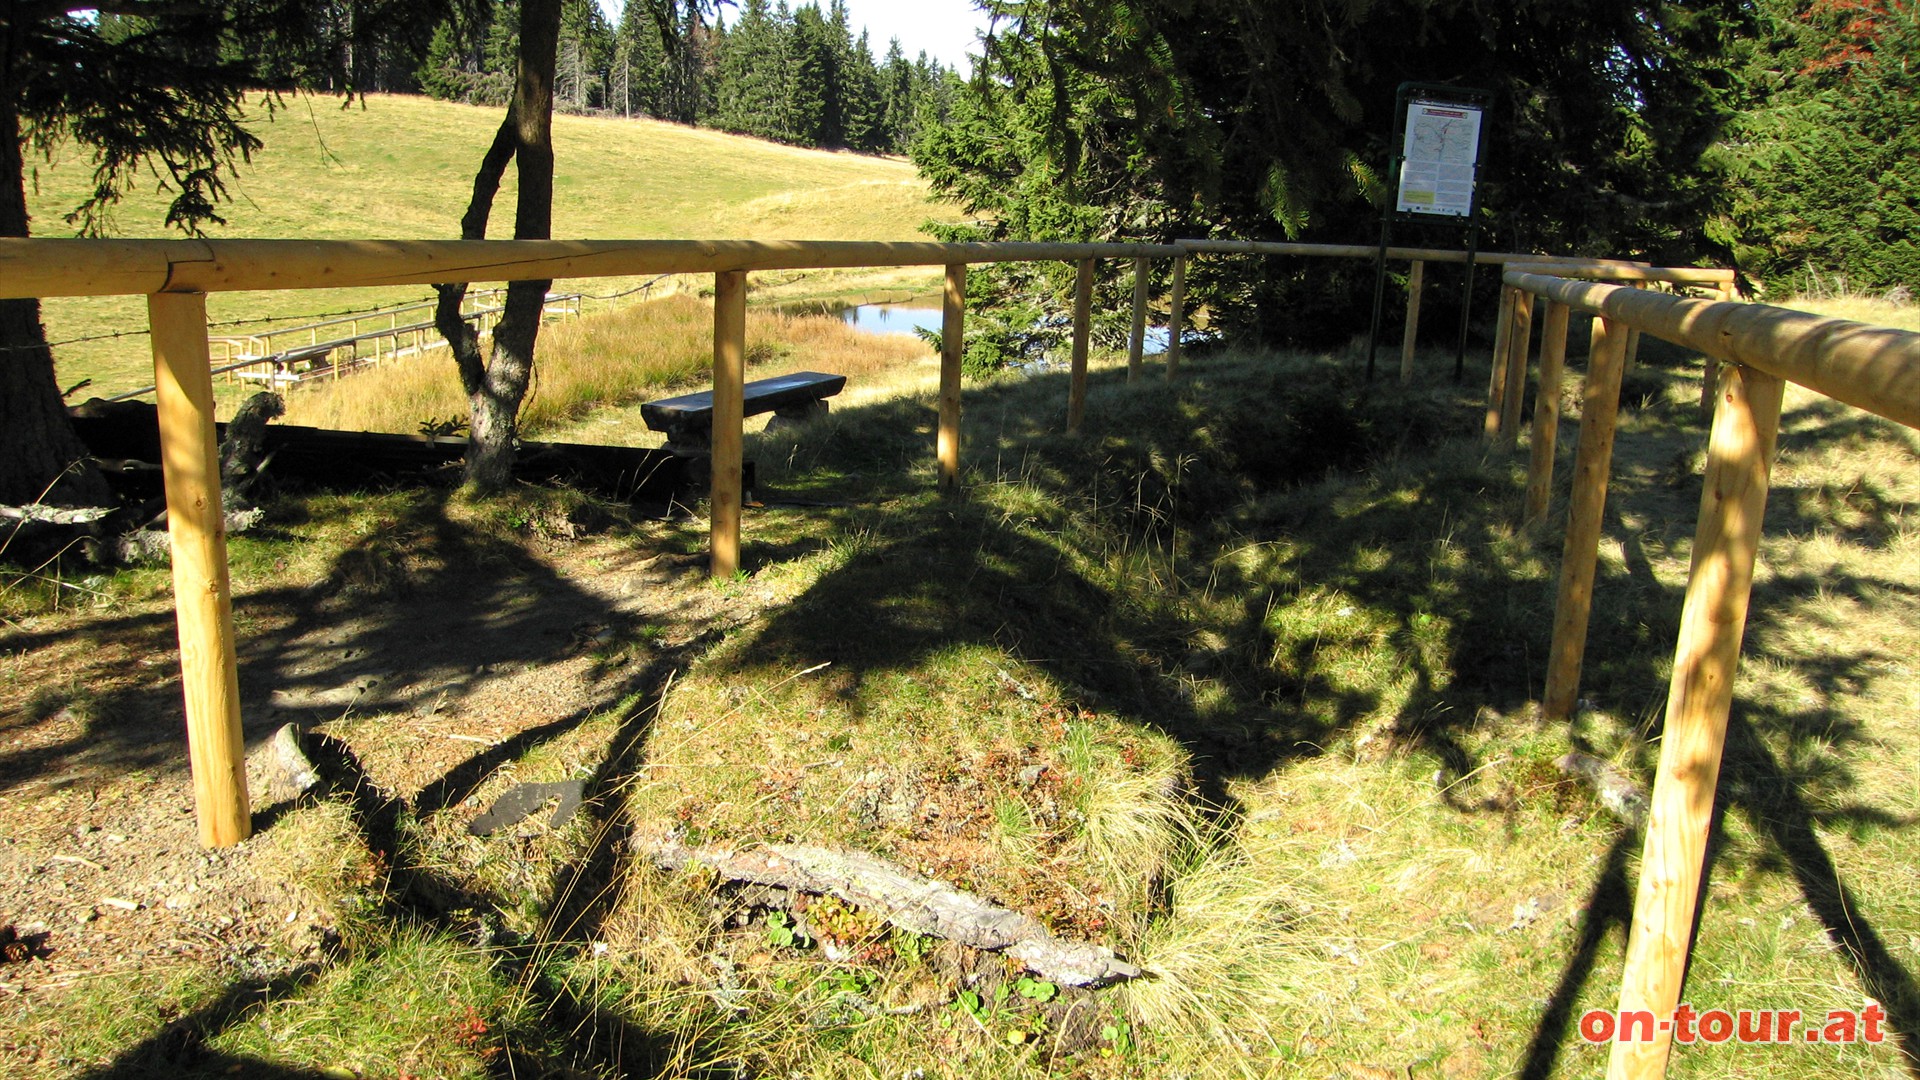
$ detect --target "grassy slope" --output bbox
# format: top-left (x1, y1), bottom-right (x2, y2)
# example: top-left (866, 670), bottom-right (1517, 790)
top-left (29, 93), bottom-right (960, 398)
top-left (606, 342), bottom-right (1920, 1078)
top-left (9, 327), bottom-right (1920, 1076)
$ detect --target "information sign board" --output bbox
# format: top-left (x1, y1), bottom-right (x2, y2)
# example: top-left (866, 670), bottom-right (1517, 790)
top-left (1395, 100), bottom-right (1483, 218)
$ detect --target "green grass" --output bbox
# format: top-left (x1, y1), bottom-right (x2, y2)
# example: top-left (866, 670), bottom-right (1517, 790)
top-left (28, 92), bottom-right (963, 403)
top-left (9, 323), bottom-right (1920, 1077)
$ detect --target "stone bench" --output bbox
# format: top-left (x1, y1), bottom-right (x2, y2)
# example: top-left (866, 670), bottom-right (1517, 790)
top-left (641, 370), bottom-right (846, 453)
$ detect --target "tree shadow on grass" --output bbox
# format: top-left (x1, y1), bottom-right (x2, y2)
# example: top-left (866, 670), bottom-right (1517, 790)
top-left (44, 488), bottom-right (741, 1077)
top-left (1723, 710), bottom-right (1920, 1074)
top-left (747, 352), bottom-right (1920, 1074)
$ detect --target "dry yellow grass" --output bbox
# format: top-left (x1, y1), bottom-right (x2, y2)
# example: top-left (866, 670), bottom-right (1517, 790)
top-left (280, 293), bottom-right (934, 437)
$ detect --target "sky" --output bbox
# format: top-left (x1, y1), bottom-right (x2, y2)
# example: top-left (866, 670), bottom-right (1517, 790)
top-left (595, 0), bottom-right (990, 74)
top-left (835, 0), bottom-right (988, 73)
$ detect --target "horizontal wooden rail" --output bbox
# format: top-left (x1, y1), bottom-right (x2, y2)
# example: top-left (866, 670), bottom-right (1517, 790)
top-left (1177, 239), bottom-right (1668, 272)
top-left (0, 238), bottom-right (1181, 299)
top-left (1505, 262), bottom-right (1734, 287)
top-left (1505, 269), bottom-right (1920, 430)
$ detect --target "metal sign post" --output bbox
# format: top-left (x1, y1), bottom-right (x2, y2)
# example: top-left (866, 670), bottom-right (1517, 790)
top-left (1366, 83), bottom-right (1491, 382)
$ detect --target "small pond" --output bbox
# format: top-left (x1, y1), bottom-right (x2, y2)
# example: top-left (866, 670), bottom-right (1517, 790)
top-left (836, 302), bottom-right (1179, 356)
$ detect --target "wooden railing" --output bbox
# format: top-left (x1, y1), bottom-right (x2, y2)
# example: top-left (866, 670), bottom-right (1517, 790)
top-left (1499, 268), bottom-right (1920, 1080)
top-left (11, 236), bottom-right (1904, 1080)
top-left (0, 236), bottom-right (1180, 850)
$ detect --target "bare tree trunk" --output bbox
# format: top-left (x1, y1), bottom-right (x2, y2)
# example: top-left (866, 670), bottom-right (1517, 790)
top-left (0, 61), bottom-right (109, 510)
top-left (434, 0), bottom-right (561, 493)
top-left (433, 113), bottom-right (518, 396)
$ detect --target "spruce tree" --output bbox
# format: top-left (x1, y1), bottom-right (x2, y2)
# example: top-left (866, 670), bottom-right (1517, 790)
top-left (1718, 0), bottom-right (1920, 293)
top-left (715, 0), bottom-right (793, 140)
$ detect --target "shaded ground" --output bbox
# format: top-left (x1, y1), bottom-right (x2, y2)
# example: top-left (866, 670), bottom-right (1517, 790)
top-left (0, 491), bottom-right (751, 1044)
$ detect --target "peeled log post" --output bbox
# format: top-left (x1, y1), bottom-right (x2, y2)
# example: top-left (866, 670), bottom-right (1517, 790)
top-left (1165, 255), bottom-right (1188, 379)
top-left (149, 292), bottom-right (250, 848)
top-left (1485, 286), bottom-right (1518, 439)
top-left (1700, 283), bottom-right (1733, 414)
top-left (938, 263), bottom-right (965, 495)
top-left (1399, 259), bottom-right (1425, 384)
top-left (1067, 258), bottom-right (1093, 433)
top-left (1501, 290), bottom-right (1536, 445)
top-left (1607, 363), bottom-right (1785, 1079)
top-left (1127, 256), bottom-right (1150, 383)
top-left (1622, 328), bottom-right (1644, 376)
top-left (1542, 316), bottom-right (1631, 720)
top-left (1524, 301), bottom-right (1572, 524)
top-left (710, 270), bottom-right (746, 579)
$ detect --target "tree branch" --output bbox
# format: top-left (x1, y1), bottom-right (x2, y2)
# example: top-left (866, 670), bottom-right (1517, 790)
top-left (434, 110), bottom-right (519, 398)
top-left (636, 833), bottom-right (1144, 987)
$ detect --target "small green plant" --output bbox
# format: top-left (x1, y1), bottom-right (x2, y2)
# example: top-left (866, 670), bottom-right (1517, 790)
top-left (954, 988), bottom-right (989, 1024)
top-left (890, 930), bottom-right (931, 966)
top-left (821, 967), bottom-right (875, 997)
top-left (1013, 976), bottom-right (1058, 1003)
top-left (765, 910), bottom-right (812, 950)
top-left (1100, 1020), bottom-right (1134, 1057)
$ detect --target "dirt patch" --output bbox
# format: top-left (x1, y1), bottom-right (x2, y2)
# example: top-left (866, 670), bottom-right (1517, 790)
top-left (0, 497), bottom-right (754, 1041)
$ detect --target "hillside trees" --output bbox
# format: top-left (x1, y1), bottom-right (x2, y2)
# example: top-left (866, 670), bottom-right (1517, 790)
top-left (1717, 0), bottom-right (1919, 293)
top-left (556, 0), bottom-right (616, 111)
top-left (918, 0), bottom-right (1749, 346)
top-left (423, 0), bottom-right (951, 153)
top-left (0, 1), bottom-right (453, 508)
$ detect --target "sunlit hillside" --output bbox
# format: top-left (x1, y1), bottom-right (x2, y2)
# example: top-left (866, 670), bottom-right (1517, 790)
top-left (28, 94), bottom-right (963, 397)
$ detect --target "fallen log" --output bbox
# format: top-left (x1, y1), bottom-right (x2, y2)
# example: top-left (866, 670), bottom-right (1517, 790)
top-left (634, 833), bottom-right (1143, 987)
top-left (68, 398), bottom-right (734, 503)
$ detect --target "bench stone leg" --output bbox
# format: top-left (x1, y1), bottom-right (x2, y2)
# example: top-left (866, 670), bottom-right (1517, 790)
top-left (662, 420), bottom-right (711, 457)
top-left (765, 398), bottom-right (829, 433)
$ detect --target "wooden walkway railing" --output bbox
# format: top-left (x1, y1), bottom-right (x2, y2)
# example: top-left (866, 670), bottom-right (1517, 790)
top-left (1500, 268), bottom-right (1920, 1080)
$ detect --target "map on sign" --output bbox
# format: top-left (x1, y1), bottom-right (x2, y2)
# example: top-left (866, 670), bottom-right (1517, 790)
top-left (1396, 100), bottom-right (1483, 218)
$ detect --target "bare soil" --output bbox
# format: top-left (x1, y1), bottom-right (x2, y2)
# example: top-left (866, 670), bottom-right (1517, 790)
top-left (0, 497), bottom-right (753, 1041)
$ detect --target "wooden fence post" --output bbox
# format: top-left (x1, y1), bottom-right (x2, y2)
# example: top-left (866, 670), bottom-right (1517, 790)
top-left (1399, 259), bottom-right (1425, 384)
top-left (1127, 256), bottom-right (1150, 384)
top-left (1541, 315), bottom-right (1631, 720)
top-left (1699, 283), bottom-right (1732, 414)
top-left (1485, 286), bottom-right (1518, 438)
top-left (1607, 362), bottom-right (1785, 1080)
top-left (1622, 328), bottom-right (1644, 376)
top-left (149, 292), bottom-right (249, 849)
top-left (1500, 291), bottom-right (1536, 445)
top-left (938, 262), bottom-right (966, 495)
top-left (1523, 301), bottom-right (1572, 525)
top-left (1067, 258), bottom-right (1094, 433)
top-left (710, 270), bottom-right (747, 579)
top-left (1165, 254), bottom-right (1188, 379)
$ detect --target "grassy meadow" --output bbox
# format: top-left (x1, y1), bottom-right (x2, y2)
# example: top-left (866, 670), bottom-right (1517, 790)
top-left (27, 92), bottom-right (962, 403)
top-left (7, 305), bottom-right (1919, 1076)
